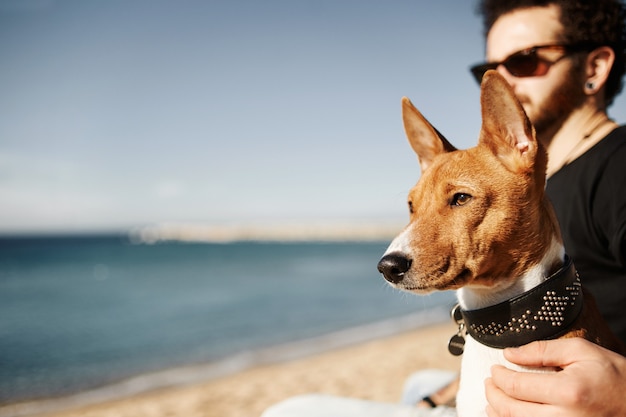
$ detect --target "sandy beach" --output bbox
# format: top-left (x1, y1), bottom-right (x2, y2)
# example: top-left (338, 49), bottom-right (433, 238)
top-left (3, 322), bottom-right (460, 417)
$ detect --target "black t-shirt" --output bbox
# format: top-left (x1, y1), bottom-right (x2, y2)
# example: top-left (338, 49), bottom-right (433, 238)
top-left (546, 126), bottom-right (626, 345)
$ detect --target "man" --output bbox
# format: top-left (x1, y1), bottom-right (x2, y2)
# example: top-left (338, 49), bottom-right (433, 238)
top-left (411, 0), bottom-right (626, 411)
top-left (468, 0), bottom-right (626, 415)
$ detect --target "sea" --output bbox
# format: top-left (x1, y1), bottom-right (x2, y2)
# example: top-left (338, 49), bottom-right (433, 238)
top-left (0, 235), bottom-right (455, 413)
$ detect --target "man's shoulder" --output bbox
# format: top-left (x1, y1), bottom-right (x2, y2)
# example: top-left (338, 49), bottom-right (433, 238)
top-left (604, 125), bottom-right (626, 144)
top-left (600, 125), bottom-right (626, 162)
top-left (587, 125), bottom-right (626, 164)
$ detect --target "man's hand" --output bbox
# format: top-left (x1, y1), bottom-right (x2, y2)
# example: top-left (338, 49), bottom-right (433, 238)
top-left (485, 338), bottom-right (626, 417)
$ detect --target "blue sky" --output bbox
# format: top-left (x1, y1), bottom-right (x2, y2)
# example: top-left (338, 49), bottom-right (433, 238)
top-left (1, 0), bottom-right (625, 235)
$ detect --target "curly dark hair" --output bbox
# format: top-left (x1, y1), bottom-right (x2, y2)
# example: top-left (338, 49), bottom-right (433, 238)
top-left (477, 0), bottom-right (626, 107)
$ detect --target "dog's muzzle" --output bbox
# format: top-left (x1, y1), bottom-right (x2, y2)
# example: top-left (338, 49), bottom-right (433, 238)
top-left (377, 253), bottom-right (412, 284)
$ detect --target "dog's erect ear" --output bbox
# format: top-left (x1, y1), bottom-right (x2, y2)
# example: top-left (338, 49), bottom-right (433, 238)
top-left (402, 96), bottom-right (456, 172)
top-left (478, 70), bottom-right (537, 173)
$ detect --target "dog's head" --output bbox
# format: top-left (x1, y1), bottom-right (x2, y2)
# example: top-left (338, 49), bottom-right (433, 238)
top-left (378, 70), bottom-right (560, 294)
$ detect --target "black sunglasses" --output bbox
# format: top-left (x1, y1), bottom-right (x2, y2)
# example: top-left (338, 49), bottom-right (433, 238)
top-left (469, 43), bottom-right (596, 84)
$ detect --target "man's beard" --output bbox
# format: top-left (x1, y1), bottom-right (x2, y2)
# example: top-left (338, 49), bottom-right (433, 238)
top-left (520, 67), bottom-right (587, 137)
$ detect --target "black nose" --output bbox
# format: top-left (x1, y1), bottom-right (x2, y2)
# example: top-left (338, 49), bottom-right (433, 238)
top-left (377, 253), bottom-right (412, 284)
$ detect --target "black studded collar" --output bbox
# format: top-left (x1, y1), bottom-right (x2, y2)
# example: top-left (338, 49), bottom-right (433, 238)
top-left (452, 256), bottom-right (583, 350)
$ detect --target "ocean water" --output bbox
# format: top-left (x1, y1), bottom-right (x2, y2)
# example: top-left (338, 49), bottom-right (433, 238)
top-left (0, 236), bottom-right (455, 407)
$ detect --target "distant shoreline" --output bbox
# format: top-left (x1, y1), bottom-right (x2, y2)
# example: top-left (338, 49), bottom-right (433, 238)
top-left (130, 222), bottom-right (404, 244)
top-left (0, 221), bottom-right (405, 244)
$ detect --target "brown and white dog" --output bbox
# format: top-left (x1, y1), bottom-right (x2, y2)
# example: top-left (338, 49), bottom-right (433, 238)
top-left (377, 70), bottom-right (624, 417)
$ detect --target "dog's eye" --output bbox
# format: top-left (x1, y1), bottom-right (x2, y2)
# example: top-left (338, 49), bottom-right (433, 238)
top-left (408, 200), bottom-right (414, 214)
top-left (451, 193), bottom-right (472, 207)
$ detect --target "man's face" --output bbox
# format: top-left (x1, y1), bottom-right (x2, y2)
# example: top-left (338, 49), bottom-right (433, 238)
top-left (486, 5), bottom-right (586, 135)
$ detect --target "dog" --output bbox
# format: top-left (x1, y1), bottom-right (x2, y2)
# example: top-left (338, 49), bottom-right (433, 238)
top-left (377, 70), bottom-right (624, 417)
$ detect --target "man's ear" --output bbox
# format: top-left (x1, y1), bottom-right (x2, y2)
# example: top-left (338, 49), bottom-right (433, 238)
top-left (402, 96), bottom-right (456, 173)
top-left (584, 46), bottom-right (615, 96)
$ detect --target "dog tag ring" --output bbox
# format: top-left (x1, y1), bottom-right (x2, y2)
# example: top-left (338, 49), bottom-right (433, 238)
top-left (451, 303), bottom-right (463, 323)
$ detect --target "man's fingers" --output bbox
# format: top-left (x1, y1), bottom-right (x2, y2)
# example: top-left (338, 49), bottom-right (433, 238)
top-left (485, 375), bottom-right (549, 417)
top-left (490, 365), bottom-right (564, 405)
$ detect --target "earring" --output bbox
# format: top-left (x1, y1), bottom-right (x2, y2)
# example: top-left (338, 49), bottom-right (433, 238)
top-left (586, 81), bottom-right (595, 91)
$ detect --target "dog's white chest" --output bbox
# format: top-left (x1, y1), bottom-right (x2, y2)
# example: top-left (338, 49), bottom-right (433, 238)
top-left (456, 336), bottom-right (505, 417)
top-left (456, 336), bottom-right (555, 417)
